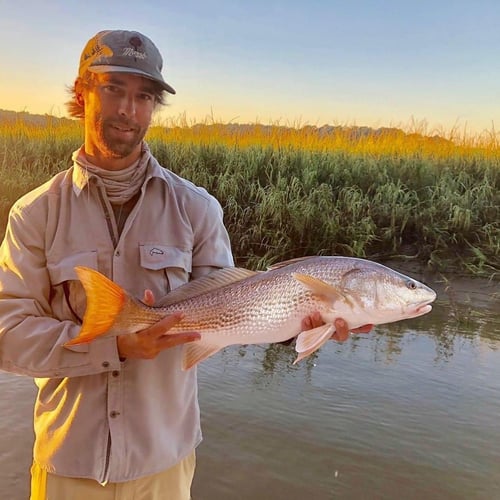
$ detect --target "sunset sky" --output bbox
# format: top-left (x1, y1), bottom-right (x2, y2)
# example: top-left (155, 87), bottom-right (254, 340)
top-left (1, 0), bottom-right (498, 135)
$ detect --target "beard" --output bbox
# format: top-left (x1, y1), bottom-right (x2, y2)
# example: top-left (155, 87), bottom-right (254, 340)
top-left (97, 117), bottom-right (148, 159)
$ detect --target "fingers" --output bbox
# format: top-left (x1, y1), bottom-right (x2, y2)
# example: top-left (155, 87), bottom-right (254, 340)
top-left (155, 331), bottom-right (201, 350)
top-left (331, 319), bottom-right (374, 342)
top-left (146, 313), bottom-right (201, 347)
top-left (301, 311), bottom-right (324, 330)
top-left (301, 313), bottom-right (372, 343)
top-left (332, 318), bottom-right (350, 342)
top-left (117, 312), bottom-right (201, 360)
top-left (140, 312), bottom-right (185, 339)
top-left (142, 289), bottom-right (155, 306)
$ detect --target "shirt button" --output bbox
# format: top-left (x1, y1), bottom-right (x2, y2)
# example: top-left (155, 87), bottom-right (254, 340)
top-left (112, 370), bottom-right (119, 377)
top-left (115, 251), bottom-right (120, 257)
top-left (110, 411), bottom-right (120, 418)
top-left (102, 361), bottom-right (110, 368)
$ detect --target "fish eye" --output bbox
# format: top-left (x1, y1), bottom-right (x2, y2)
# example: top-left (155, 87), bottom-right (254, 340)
top-left (406, 280), bottom-right (417, 290)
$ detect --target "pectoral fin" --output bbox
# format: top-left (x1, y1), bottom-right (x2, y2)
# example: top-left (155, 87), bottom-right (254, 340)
top-left (293, 273), bottom-right (354, 308)
top-left (293, 324), bottom-right (336, 364)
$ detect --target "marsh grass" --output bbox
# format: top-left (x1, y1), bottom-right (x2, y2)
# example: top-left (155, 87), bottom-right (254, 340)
top-left (0, 116), bottom-right (498, 277)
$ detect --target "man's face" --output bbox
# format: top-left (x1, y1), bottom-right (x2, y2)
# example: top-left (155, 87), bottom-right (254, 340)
top-left (82, 72), bottom-right (157, 169)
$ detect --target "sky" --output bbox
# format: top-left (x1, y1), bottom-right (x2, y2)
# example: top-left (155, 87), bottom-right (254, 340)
top-left (0, 0), bottom-right (499, 135)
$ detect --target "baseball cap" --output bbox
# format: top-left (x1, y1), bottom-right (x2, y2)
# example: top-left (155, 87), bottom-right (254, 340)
top-left (79, 30), bottom-right (176, 94)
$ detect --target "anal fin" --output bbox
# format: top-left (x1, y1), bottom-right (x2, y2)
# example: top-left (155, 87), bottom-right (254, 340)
top-left (294, 324), bottom-right (335, 364)
top-left (182, 342), bottom-right (222, 370)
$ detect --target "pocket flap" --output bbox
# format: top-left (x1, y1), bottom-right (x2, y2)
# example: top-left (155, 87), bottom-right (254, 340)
top-left (47, 251), bottom-right (98, 285)
top-left (139, 244), bottom-right (192, 272)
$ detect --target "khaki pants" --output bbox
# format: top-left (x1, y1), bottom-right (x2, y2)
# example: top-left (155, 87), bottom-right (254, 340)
top-left (30, 451), bottom-right (195, 500)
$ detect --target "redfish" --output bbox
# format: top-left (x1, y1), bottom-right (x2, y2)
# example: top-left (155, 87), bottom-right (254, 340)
top-left (64, 256), bottom-right (436, 369)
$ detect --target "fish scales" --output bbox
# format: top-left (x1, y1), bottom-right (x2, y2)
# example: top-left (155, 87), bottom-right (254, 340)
top-left (154, 274), bottom-right (311, 340)
top-left (64, 256), bottom-right (437, 369)
top-left (166, 270), bottom-right (324, 338)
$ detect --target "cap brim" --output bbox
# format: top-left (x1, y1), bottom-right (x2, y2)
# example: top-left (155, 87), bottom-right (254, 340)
top-left (88, 65), bottom-right (176, 94)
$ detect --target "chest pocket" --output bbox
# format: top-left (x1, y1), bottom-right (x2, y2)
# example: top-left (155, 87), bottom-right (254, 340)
top-left (46, 251), bottom-right (98, 323)
top-left (139, 244), bottom-right (192, 298)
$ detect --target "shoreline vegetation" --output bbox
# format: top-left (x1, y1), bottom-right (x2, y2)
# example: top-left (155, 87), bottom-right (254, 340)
top-left (0, 111), bottom-right (498, 279)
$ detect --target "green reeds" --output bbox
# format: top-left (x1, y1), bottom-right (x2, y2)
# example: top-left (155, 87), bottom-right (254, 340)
top-left (0, 118), bottom-right (498, 277)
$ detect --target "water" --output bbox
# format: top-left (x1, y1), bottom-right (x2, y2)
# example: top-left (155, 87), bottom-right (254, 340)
top-left (1, 275), bottom-right (499, 499)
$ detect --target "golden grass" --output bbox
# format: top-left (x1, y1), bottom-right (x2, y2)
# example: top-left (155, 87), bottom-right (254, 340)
top-left (0, 114), bottom-right (498, 276)
top-left (1, 114), bottom-right (498, 158)
top-left (148, 115), bottom-right (500, 159)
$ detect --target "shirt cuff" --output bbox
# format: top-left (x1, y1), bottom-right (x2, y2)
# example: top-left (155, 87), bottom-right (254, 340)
top-left (88, 337), bottom-right (121, 372)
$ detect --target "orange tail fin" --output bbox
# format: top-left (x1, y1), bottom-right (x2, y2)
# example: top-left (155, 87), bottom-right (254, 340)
top-left (64, 267), bottom-right (125, 346)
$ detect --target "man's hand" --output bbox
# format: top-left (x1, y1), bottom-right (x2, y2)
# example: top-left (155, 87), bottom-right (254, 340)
top-left (116, 289), bottom-right (201, 360)
top-left (301, 311), bottom-right (373, 342)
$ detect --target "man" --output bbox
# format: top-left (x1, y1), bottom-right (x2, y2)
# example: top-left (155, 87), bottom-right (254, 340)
top-left (0, 30), bottom-right (369, 499)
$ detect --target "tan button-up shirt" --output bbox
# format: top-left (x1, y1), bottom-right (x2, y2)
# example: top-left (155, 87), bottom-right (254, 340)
top-left (0, 145), bottom-right (234, 483)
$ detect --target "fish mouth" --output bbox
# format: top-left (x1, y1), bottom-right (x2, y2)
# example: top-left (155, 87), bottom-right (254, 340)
top-left (409, 300), bottom-right (435, 318)
top-left (415, 304), bottom-right (433, 315)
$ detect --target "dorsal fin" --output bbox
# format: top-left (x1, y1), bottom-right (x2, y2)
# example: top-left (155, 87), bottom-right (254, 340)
top-left (267, 256), bottom-right (317, 271)
top-left (155, 267), bottom-right (259, 307)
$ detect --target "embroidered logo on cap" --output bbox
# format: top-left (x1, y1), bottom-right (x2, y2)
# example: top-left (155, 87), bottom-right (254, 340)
top-left (123, 36), bottom-right (147, 60)
top-left (80, 43), bottom-right (113, 74)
